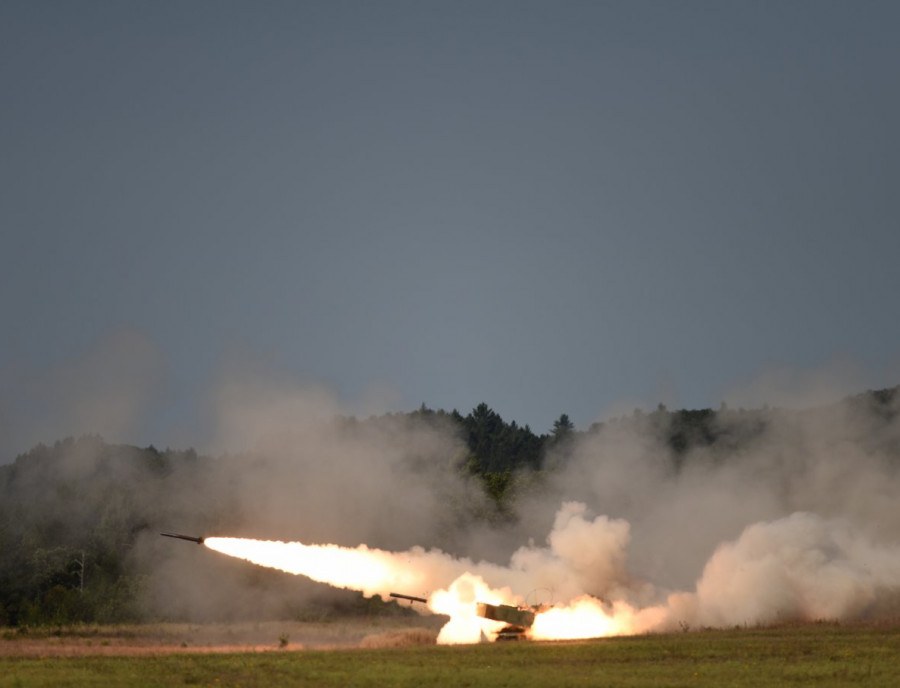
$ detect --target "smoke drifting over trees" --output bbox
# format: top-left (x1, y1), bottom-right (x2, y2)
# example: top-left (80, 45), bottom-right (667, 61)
top-left (1, 378), bottom-right (899, 633)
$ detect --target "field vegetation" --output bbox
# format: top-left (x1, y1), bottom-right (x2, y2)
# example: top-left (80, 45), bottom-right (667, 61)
top-left (2, 621), bottom-right (899, 687)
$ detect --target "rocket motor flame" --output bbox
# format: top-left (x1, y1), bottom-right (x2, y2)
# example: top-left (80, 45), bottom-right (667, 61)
top-left (201, 508), bottom-right (652, 644)
top-left (182, 503), bottom-right (900, 642)
top-left (530, 597), bottom-right (665, 641)
top-left (202, 537), bottom-right (535, 643)
top-left (203, 537), bottom-right (428, 597)
top-left (202, 506), bottom-right (900, 642)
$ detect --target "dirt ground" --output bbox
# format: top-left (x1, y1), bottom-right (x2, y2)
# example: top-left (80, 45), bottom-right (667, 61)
top-left (0, 619), bottom-right (442, 657)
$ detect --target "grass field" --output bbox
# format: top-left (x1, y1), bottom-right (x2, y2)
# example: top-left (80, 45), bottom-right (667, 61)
top-left (2, 621), bottom-right (899, 687)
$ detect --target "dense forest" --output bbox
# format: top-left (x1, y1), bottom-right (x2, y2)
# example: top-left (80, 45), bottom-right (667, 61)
top-left (1, 386), bottom-right (898, 627)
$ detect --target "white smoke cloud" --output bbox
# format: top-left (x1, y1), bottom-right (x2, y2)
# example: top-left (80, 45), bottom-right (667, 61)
top-left (185, 351), bottom-right (489, 552)
top-left (198, 500), bottom-right (646, 641)
top-left (507, 502), bottom-right (632, 603)
top-left (186, 358), bottom-right (900, 635)
top-left (9, 328), bottom-right (899, 635)
top-left (664, 512), bottom-right (900, 628)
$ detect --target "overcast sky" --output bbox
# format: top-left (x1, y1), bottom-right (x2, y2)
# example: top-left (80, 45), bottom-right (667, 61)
top-left (2, 1), bottom-right (898, 458)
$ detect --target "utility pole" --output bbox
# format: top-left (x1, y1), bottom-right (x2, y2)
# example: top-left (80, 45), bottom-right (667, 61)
top-left (75, 550), bottom-right (85, 593)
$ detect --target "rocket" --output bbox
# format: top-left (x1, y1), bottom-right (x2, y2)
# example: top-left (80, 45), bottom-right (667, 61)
top-left (389, 592), bottom-right (428, 604)
top-left (160, 532), bottom-right (205, 545)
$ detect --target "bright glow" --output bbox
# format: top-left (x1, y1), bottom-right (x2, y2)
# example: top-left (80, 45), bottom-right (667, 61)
top-left (429, 573), bottom-right (511, 644)
top-left (202, 535), bottom-right (662, 644)
top-left (530, 597), bottom-right (644, 640)
top-left (203, 538), bottom-right (426, 597)
top-left (199, 501), bottom-right (900, 642)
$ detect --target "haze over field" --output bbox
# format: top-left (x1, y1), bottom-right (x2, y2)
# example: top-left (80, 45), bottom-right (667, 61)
top-left (4, 384), bottom-right (899, 638)
top-left (178, 385), bottom-right (900, 640)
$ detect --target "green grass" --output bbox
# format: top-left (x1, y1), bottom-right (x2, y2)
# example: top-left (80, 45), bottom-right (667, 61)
top-left (3, 623), bottom-right (900, 687)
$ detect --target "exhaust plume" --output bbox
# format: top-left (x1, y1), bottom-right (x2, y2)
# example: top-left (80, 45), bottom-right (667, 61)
top-left (666, 512), bottom-right (900, 628)
top-left (185, 368), bottom-right (900, 642)
top-left (201, 502), bottom-right (650, 643)
top-left (201, 504), bottom-right (900, 642)
top-left (11, 335), bottom-right (898, 639)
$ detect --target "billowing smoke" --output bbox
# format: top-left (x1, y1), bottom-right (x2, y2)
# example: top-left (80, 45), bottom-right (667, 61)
top-left (90, 357), bottom-right (900, 632)
top-left (190, 350), bottom-right (490, 552)
top-left (199, 500), bottom-right (648, 642)
top-left (526, 384), bottom-right (900, 631)
top-left (667, 512), bottom-right (900, 628)
top-left (4, 329), bottom-right (900, 636)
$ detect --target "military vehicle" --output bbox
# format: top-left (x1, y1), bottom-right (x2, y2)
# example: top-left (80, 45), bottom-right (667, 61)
top-left (476, 602), bottom-right (537, 640)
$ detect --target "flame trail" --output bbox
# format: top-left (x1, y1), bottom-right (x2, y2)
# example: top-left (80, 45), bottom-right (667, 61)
top-left (530, 597), bottom-right (665, 640)
top-left (199, 506), bottom-right (900, 643)
top-left (204, 538), bottom-right (429, 597)
top-left (202, 537), bottom-right (528, 643)
top-left (201, 502), bottom-right (652, 643)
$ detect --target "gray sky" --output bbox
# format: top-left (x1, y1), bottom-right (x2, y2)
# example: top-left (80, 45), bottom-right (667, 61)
top-left (2, 1), bottom-right (899, 457)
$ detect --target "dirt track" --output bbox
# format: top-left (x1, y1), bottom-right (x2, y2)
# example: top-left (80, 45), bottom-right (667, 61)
top-left (0, 620), bottom-right (441, 657)
top-left (0, 640), bottom-right (303, 657)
